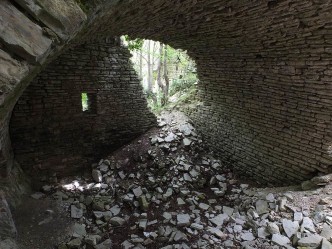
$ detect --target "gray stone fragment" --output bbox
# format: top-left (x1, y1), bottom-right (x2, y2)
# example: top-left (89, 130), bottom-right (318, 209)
top-left (177, 198), bottom-right (186, 206)
top-left (223, 206), bottom-right (234, 217)
top-left (301, 217), bottom-right (316, 233)
top-left (241, 232), bottom-right (255, 241)
top-left (321, 223), bottom-right (332, 240)
top-left (208, 227), bottom-right (225, 239)
top-left (294, 212), bottom-right (303, 222)
top-left (198, 203), bottom-right (210, 210)
top-left (183, 173), bottom-right (192, 182)
top-left (298, 235), bottom-right (323, 247)
top-left (121, 240), bottom-right (134, 249)
top-left (110, 217), bottom-right (126, 226)
top-left (71, 205), bottom-right (83, 219)
top-left (92, 169), bottom-right (102, 182)
top-left (95, 239), bottom-right (112, 249)
top-left (174, 230), bottom-right (188, 241)
top-left (110, 205), bottom-right (121, 216)
top-left (265, 193), bottom-right (275, 202)
top-left (84, 234), bottom-right (101, 246)
top-left (72, 223), bottom-right (86, 238)
top-left (256, 200), bottom-right (269, 215)
top-left (271, 234), bottom-right (290, 246)
top-left (133, 187), bottom-right (143, 197)
top-left (190, 223), bottom-right (204, 230)
top-left (258, 227), bottom-right (269, 238)
top-left (67, 238), bottom-right (82, 248)
top-left (182, 138), bottom-right (192, 146)
top-left (282, 219), bottom-right (299, 238)
top-left (267, 222), bottom-right (280, 234)
top-left (0, 1), bottom-right (52, 63)
top-left (139, 219), bottom-right (148, 230)
top-left (322, 238), bottom-right (332, 249)
top-left (177, 214), bottom-right (190, 227)
top-left (210, 213), bottom-right (229, 227)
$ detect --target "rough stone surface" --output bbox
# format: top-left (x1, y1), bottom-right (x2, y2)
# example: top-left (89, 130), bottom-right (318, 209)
top-left (10, 39), bottom-right (156, 178)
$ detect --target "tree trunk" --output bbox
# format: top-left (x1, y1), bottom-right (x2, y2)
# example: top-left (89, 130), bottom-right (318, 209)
top-left (157, 43), bottom-right (164, 100)
top-left (139, 49), bottom-right (143, 80)
top-left (163, 45), bottom-right (170, 101)
top-left (147, 40), bottom-right (153, 94)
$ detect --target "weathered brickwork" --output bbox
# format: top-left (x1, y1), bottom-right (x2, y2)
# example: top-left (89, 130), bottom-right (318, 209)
top-left (0, 0), bottom-right (332, 190)
top-left (10, 39), bottom-right (156, 178)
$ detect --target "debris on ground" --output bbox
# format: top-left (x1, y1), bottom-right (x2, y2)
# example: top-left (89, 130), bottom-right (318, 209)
top-left (25, 111), bottom-right (332, 249)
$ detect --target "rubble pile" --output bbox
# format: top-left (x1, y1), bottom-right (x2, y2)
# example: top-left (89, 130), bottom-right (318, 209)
top-left (30, 112), bottom-right (332, 249)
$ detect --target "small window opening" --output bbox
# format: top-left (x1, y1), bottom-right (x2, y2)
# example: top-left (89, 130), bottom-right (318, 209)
top-left (81, 93), bottom-right (89, 112)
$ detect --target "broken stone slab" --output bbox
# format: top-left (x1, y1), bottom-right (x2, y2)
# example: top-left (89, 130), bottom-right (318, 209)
top-left (294, 212), bottom-right (303, 222)
top-left (258, 227), bottom-right (269, 239)
top-left (92, 169), bottom-right (102, 183)
top-left (267, 222), bottom-right (280, 234)
top-left (271, 234), bottom-right (290, 247)
top-left (223, 206), bottom-right (234, 217)
top-left (241, 232), bottom-right (255, 241)
top-left (301, 217), bottom-right (316, 233)
top-left (84, 234), bottom-right (101, 246)
top-left (139, 219), bottom-right (148, 230)
top-left (110, 217), bottom-right (126, 226)
top-left (174, 231), bottom-right (188, 241)
top-left (121, 240), bottom-right (134, 249)
top-left (165, 132), bottom-right (176, 142)
top-left (198, 203), bottom-right (210, 211)
top-left (322, 238), bottom-right (332, 249)
top-left (133, 187), bottom-right (143, 197)
top-left (190, 223), bottom-right (204, 230)
top-left (67, 238), bottom-right (82, 248)
top-left (72, 223), bottom-right (86, 238)
top-left (321, 223), bottom-right (332, 240)
top-left (0, 0), bottom-right (52, 63)
top-left (209, 213), bottom-right (229, 227)
top-left (298, 234), bottom-right (323, 248)
top-left (177, 214), bottom-right (191, 227)
top-left (14, 0), bottom-right (86, 41)
top-left (182, 138), bottom-right (192, 147)
top-left (255, 200), bottom-right (269, 215)
top-left (110, 205), bottom-right (121, 216)
top-left (282, 219), bottom-right (299, 238)
top-left (95, 239), bottom-right (112, 249)
top-left (70, 205), bottom-right (83, 219)
top-left (183, 173), bottom-right (192, 182)
top-left (208, 227), bottom-right (225, 239)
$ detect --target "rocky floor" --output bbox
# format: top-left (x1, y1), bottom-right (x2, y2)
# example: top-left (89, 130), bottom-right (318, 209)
top-left (15, 111), bottom-right (332, 249)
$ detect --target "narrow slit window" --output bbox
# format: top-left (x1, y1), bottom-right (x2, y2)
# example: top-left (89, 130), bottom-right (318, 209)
top-left (81, 93), bottom-right (89, 112)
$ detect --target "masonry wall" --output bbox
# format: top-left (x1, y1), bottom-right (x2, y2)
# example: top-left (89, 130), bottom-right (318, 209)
top-left (185, 1), bottom-right (332, 185)
top-left (9, 39), bottom-right (156, 178)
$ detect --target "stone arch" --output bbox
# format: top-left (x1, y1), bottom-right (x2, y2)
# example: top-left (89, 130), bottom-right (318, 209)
top-left (0, 0), bottom-right (332, 202)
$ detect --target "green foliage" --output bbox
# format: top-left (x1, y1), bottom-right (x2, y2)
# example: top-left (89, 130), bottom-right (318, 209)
top-left (81, 93), bottom-right (88, 111)
top-left (123, 35), bottom-right (144, 51)
top-left (169, 72), bottom-right (197, 96)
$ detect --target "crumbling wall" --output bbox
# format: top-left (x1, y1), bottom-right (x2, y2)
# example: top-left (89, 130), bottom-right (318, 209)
top-left (10, 38), bottom-right (156, 178)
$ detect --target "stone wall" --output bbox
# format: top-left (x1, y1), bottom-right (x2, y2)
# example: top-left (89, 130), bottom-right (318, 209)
top-left (1, 0), bottom-right (332, 189)
top-left (10, 39), bottom-right (156, 179)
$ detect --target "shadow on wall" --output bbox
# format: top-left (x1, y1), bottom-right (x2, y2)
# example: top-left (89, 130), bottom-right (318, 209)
top-left (9, 38), bottom-right (156, 180)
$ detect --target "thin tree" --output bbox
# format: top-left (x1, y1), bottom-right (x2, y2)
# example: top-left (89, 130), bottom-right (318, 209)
top-left (163, 44), bottom-right (170, 102)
